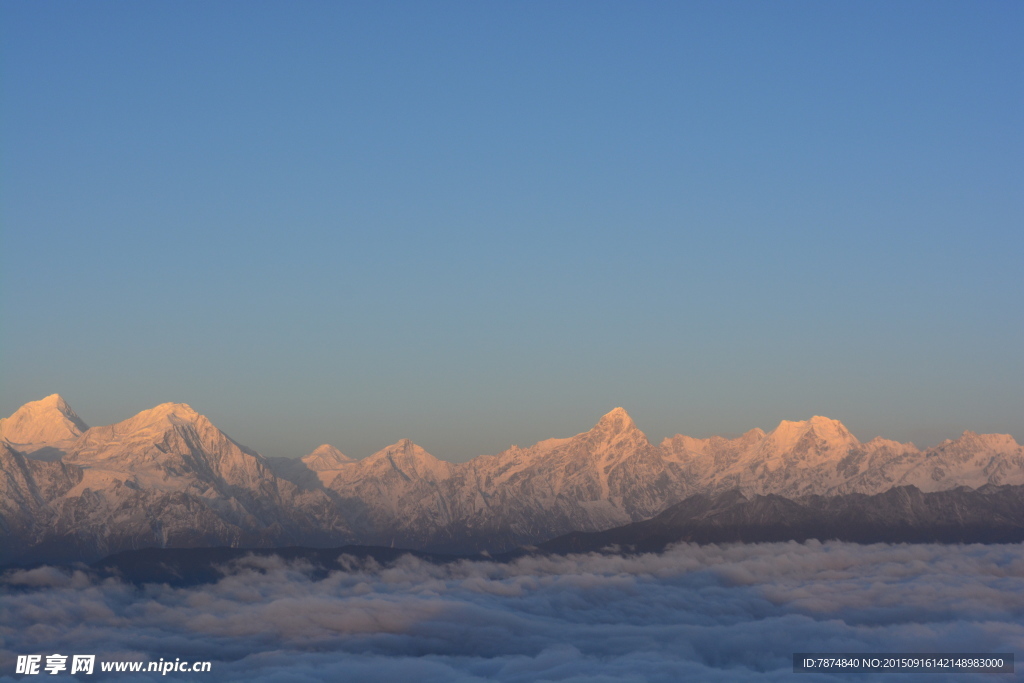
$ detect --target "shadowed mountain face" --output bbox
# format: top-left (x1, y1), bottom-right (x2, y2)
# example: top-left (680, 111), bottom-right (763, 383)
top-left (1, 396), bottom-right (1022, 563)
top-left (37, 484), bottom-right (1024, 587)
top-left (536, 484), bottom-right (1024, 554)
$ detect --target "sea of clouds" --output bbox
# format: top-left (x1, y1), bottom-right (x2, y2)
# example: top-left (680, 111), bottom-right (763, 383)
top-left (1, 541), bottom-right (1021, 682)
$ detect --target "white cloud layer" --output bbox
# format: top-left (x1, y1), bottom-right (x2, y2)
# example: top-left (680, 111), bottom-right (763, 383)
top-left (1, 542), bottom-right (1022, 681)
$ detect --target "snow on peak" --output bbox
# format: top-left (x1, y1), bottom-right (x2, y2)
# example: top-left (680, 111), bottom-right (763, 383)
top-left (117, 402), bottom-right (201, 428)
top-left (660, 433), bottom-right (708, 452)
top-left (865, 435), bottom-right (919, 453)
top-left (380, 438), bottom-right (432, 459)
top-left (0, 394), bottom-right (89, 446)
top-left (144, 402), bottom-right (199, 419)
top-left (594, 407), bottom-right (639, 434)
top-left (808, 415), bottom-right (856, 441)
top-left (767, 416), bottom-right (858, 453)
top-left (942, 431), bottom-right (1021, 452)
top-left (366, 439), bottom-right (452, 481)
top-left (61, 400), bottom-right (274, 495)
top-left (301, 444), bottom-right (352, 470)
top-left (74, 402), bottom-right (215, 450)
top-left (38, 393), bottom-right (72, 409)
top-left (739, 427), bottom-right (767, 442)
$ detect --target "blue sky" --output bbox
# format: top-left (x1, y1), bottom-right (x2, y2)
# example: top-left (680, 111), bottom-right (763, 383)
top-left (2, 1), bottom-right (1021, 460)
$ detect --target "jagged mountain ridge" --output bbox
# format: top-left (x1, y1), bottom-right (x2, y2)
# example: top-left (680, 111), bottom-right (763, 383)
top-left (1, 395), bottom-right (1022, 562)
top-left (1, 399), bottom-right (352, 563)
top-left (318, 408), bottom-right (1023, 551)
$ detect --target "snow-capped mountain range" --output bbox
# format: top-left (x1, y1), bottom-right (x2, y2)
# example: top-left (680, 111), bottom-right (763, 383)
top-left (2, 395), bottom-right (1022, 562)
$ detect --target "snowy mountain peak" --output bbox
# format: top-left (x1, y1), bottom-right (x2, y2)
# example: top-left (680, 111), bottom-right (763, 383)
top-left (364, 439), bottom-right (453, 481)
top-left (62, 400), bottom-right (278, 499)
top-left (740, 427), bottom-right (767, 442)
top-left (301, 444), bottom-right (352, 470)
top-left (0, 394), bottom-right (89, 447)
top-left (865, 435), bottom-right (919, 452)
top-left (939, 431), bottom-right (1021, 453)
top-left (594, 407), bottom-right (640, 434)
top-left (808, 415), bottom-right (857, 441)
top-left (141, 402), bottom-right (200, 420)
top-left (111, 402), bottom-right (204, 432)
top-left (380, 438), bottom-right (431, 459)
top-left (767, 416), bottom-right (857, 452)
top-left (38, 393), bottom-right (77, 411)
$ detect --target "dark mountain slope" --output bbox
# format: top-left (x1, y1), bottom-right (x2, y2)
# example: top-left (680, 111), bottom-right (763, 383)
top-left (536, 484), bottom-right (1024, 554)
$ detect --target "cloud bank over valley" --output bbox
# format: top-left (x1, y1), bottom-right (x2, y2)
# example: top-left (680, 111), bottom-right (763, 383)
top-left (2, 542), bottom-right (1022, 682)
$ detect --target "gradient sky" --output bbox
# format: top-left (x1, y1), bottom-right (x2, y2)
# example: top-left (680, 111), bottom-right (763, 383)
top-left (2, 1), bottom-right (1021, 461)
